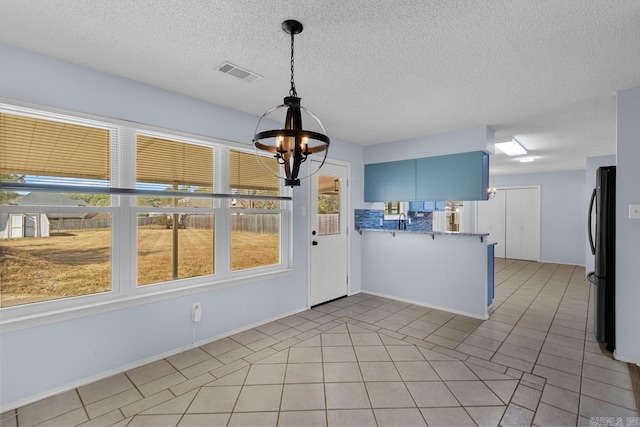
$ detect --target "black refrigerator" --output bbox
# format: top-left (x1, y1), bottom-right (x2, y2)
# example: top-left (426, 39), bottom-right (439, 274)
top-left (587, 165), bottom-right (616, 352)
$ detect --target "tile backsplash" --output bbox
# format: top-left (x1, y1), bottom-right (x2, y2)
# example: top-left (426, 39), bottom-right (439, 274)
top-left (355, 209), bottom-right (433, 231)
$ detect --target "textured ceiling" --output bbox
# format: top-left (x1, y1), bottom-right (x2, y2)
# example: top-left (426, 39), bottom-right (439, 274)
top-left (1, 0), bottom-right (638, 175)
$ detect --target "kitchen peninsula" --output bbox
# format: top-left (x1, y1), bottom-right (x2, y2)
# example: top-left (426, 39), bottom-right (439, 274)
top-left (359, 228), bottom-right (492, 319)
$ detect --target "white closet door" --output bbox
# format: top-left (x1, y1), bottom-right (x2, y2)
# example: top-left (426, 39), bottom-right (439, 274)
top-left (519, 188), bottom-right (540, 261)
top-left (506, 189), bottom-right (524, 259)
top-left (505, 188), bottom-right (540, 261)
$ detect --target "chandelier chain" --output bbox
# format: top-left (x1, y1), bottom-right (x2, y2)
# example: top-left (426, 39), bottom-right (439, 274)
top-left (289, 32), bottom-right (297, 97)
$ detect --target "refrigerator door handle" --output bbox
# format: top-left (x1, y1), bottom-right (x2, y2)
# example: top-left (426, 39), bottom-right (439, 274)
top-left (588, 188), bottom-right (597, 255)
top-left (587, 271), bottom-right (596, 285)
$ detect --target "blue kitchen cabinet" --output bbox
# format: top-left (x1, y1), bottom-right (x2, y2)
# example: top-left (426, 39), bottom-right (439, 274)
top-left (364, 151), bottom-right (489, 202)
top-left (408, 201), bottom-right (424, 211)
top-left (364, 160), bottom-right (416, 202)
top-left (415, 151), bottom-right (489, 201)
top-left (488, 243), bottom-right (495, 307)
top-left (408, 200), bottom-right (445, 212)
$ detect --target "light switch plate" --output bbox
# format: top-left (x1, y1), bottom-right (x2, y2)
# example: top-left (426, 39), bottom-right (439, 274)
top-left (629, 204), bottom-right (640, 219)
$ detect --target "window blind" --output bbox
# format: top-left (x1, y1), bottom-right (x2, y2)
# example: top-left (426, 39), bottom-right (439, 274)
top-left (136, 135), bottom-right (213, 188)
top-left (0, 113), bottom-right (110, 180)
top-left (229, 149), bottom-right (279, 192)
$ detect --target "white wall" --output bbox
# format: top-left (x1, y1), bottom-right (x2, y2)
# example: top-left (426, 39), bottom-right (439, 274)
top-left (489, 171), bottom-right (586, 266)
top-left (0, 43), bottom-right (364, 409)
top-left (585, 155), bottom-right (617, 272)
top-left (615, 86), bottom-right (640, 364)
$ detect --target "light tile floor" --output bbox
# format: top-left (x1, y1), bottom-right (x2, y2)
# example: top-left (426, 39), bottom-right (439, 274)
top-left (2, 259), bottom-right (637, 426)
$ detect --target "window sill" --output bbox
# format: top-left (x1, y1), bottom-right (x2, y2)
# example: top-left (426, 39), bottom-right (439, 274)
top-left (0, 269), bottom-right (294, 333)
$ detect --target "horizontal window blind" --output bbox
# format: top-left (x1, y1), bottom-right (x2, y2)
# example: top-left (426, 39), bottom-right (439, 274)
top-left (229, 149), bottom-right (279, 192)
top-left (0, 113), bottom-right (110, 180)
top-left (136, 135), bottom-right (213, 188)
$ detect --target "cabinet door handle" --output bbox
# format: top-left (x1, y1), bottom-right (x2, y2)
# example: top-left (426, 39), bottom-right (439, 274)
top-left (312, 241), bottom-right (318, 246)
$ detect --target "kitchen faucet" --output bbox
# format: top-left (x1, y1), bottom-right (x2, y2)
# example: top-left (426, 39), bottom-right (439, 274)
top-left (398, 212), bottom-right (407, 230)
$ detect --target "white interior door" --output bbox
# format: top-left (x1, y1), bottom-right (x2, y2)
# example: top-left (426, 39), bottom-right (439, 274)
top-left (506, 189), bottom-right (524, 259)
top-left (309, 161), bottom-right (348, 306)
top-left (519, 188), bottom-right (540, 261)
top-left (505, 187), bottom-right (540, 261)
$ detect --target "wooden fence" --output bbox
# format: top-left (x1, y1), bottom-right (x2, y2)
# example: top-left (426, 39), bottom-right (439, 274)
top-left (49, 218), bottom-right (115, 230)
top-left (49, 213), bottom-right (340, 235)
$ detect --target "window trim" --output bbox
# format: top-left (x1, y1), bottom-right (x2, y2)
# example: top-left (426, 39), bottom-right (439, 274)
top-left (0, 101), bottom-right (293, 329)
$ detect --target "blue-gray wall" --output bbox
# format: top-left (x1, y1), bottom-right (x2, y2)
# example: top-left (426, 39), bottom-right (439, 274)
top-left (0, 43), bottom-right (365, 409)
top-left (490, 170), bottom-right (586, 266)
top-left (615, 87), bottom-right (640, 364)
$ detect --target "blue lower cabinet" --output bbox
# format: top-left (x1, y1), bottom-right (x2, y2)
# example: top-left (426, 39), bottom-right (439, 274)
top-left (487, 244), bottom-right (495, 307)
top-left (408, 200), bottom-right (445, 212)
top-left (408, 201), bottom-right (423, 211)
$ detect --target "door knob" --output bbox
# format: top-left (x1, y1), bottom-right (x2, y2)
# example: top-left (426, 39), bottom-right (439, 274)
top-left (312, 241), bottom-right (318, 246)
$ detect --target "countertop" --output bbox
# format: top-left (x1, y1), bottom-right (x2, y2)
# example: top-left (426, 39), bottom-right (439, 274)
top-left (356, 228), bottom-right (489, 238)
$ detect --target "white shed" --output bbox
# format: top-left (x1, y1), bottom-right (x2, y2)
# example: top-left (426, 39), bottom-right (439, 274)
top-left (1, 192), bottom-right (87, 239)
top-left (0, 212), bottom-right (50, 238)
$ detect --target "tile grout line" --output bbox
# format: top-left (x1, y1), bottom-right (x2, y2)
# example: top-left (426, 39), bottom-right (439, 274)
top-left (479, 263), bottom-right (556, 372)
top-left (528, 264), bottom-right (581, 421)
top-left (494, 264), bottom-right (563, 426)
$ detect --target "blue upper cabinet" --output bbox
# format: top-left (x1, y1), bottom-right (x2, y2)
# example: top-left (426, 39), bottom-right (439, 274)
top-left (364, 151), bottom-right (489, 202)
top-left (415, 151), bottom-right (489, 201)
top-left (364, 159), bottom-right (416, 202)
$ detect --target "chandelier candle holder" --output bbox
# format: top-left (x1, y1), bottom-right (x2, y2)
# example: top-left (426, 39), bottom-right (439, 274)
top-left (253, 19), bottom-right (330, 187)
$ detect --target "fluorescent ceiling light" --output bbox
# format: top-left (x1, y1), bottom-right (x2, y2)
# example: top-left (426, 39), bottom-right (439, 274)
top-left (495, 138), bottom-right (527, 156)
top-left (519, 156), bottom-right (535, 162)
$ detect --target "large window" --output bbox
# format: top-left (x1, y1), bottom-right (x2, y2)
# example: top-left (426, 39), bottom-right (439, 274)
top-left (0, 112), bottom-right (113, 308)
top-left (135, 134), bottom-right (215, 286)
top-left (229, 150), bottom-right (281, 271)
top-left (0, 105), bottom-right (290, 314)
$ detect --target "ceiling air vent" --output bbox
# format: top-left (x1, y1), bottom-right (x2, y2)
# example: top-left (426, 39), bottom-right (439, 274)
top-left (217, 62), bottom-right (262, 82)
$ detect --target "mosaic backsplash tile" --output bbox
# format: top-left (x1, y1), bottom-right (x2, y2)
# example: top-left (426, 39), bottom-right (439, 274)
top-left (355, 209), bottom-right (433, 231)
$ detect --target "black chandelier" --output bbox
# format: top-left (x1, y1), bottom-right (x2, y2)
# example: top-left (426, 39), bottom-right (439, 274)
top-left (253, 19), bottom-right (330, 187)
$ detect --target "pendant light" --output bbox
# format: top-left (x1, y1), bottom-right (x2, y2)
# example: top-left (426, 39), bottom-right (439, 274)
top-left (253, 19), bottom-right (330, 187)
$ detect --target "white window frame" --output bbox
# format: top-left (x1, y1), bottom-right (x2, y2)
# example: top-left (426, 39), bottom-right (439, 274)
top-left (0, 102), bottom-right (293, 331)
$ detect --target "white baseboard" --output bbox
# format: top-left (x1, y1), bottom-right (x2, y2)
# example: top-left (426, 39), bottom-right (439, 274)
top-left (0, 306), bottom-right (308, 413)
top-left (362, 290), bottom-right (488, 320)
top-left (540, 259), bottom-right (586, 267)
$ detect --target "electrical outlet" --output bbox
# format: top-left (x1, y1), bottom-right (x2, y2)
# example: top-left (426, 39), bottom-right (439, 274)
top-left (192, 302), bottom-right (201, 322)
top-left (629, 204), bottom-right (640, 219)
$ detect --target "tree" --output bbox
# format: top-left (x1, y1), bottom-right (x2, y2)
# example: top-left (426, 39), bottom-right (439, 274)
top-left (317, 194), bottom-right (339, 214)
top-left (232, 189), bottom-right (280, 210)
top-left (0, 174), bottom-right (25, 205)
